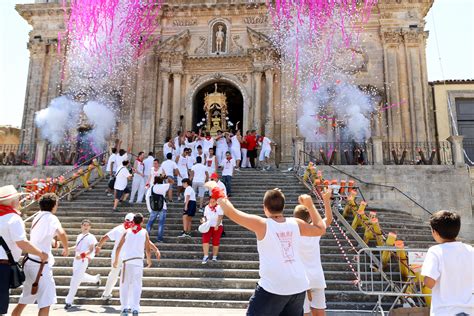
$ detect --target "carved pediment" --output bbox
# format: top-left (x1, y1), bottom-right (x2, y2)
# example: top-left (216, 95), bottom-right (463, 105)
top-left (247, 27), bottom-right (272, 49)
top-left (157, 29), bottom-right (190, 53)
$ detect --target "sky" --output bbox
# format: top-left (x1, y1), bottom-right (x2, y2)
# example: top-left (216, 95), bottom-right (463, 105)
top-left (0, 0), bottom-right (473, 128)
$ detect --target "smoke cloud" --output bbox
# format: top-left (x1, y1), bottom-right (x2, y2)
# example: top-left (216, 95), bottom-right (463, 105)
top-left (83, 101), bottom-right (116, 147)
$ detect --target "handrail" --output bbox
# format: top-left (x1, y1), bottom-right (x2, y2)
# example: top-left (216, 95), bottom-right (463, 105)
top-left (300, 150), bottom-right (433, 216)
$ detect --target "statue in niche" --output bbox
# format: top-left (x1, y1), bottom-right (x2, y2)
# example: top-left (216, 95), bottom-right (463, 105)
top-left (212, 23), bottom-right (227, 54)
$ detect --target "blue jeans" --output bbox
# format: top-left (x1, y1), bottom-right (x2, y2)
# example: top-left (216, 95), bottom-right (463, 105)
top-left (146, 209), bottom-right (167, 242)
top-left (246, 284), bottom-right (305, 316)
top-left (222, 175), bottom-right (232, 195)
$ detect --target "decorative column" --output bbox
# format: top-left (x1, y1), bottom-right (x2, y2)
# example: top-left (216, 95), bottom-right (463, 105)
top-left (293, 136), bottom-right (305, 167)
top-left (158, 71), bottom-right (170, 142)
top-left (370, 136), bottom-right (384, 165)
top-left (447, 135), bottom-right (465, 167)
top-left (171, 72), bottom-right (182, 134)
top-left (264, 67), bottom-right (274, 138)
top-left (253, 70), bottom-right (263, 133)
top-left (35, 140), bottom-right (47, 166)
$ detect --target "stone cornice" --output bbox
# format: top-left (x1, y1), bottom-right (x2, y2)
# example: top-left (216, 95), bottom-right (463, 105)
top-left (377, 0), bottom-right (434, 18)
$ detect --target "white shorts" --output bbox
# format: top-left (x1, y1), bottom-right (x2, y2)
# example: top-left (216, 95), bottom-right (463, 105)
top-left (231, 147), bottom-right (241, 161)
top-left (259, 148), bottom-right (271, 161)
top-left (303, 288), bottom-right (326, 312)
top-left (192, 182), bottom-right (205, 198)
top-left (177, 171), bottom-right (188, 186)
top-left (19, 260), bottom-right (57, 308)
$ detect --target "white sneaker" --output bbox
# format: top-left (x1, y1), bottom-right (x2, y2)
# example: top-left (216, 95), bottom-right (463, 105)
top-left (95, 274), bottom-right (101, 286)
top-left (101, 294), bottom-right (112, 300)
top-left (201, 256), bottom-right (209, 264)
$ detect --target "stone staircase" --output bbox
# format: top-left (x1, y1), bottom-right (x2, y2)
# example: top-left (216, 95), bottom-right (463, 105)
top-left (12, 169), bottom-right (435, 311)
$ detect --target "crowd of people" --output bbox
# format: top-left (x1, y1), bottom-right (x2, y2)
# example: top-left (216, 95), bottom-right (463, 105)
top-left (0, 128), bottom-right (472, 316)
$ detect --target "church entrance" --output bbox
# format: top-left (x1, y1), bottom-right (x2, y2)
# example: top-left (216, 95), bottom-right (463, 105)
top-left (193, 82), bottom-right (244, 135)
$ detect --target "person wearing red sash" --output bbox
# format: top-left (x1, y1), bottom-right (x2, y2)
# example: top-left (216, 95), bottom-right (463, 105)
top-left (0, 185), bottom-right (47, 315)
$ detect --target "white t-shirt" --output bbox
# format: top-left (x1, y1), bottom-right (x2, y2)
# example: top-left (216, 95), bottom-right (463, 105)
top-left (299, 236), bottom-right (326, 289)
top-left (106, 224), bottom-right (126, 260)
top-left (74, 233), bottom-right (98, 258)
top-left (204, 205), bottom-right (224, 228)
top-left (146, 183), bottom-right (170, 211)
top-left (261, 137), bottom-right (272, 151)
top-left (143, 156), bottom-right (154, 176)
top-left (0, 213), bottom-right (26, 261)
top-left (221, 158), bottom-right (236, 176)
top-left (121, 229), bottom-right (147, 266)
top-left (114, 167), bottom-right (131, 190)
top-left (184, 186), bottom-right (196, 201)
top-left (177, 155), bottom-right (190, 177)
top-left (203, 138), bottom-right (214, 154)
top-left (216, 136), bottom-right (227, 149)
top-left (163, 143), bottom-right (174, 159)
top-left (115, 153), bottom-right (128, 170)
top-left (231, 135), bottom-right (241, 149)
top-left (421, 242), bottom-right (474, 315)
top-left (161, 160), bottom-right (178, 177)
top-left (206, 155), bottom-right (217, 174)
top-left (106, 153), bottom-right (117, 172)
top-left (29, 211), bottom-right (62, 266)
top-left (191, 163), bottom-right (208, 183)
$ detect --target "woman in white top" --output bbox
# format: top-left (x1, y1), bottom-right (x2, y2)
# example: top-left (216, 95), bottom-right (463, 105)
top-left (145, 176), bottom-right (174, 243)
top-left (200, 198), bottom-right (224, 264)
top-left (230, 129), bottom-right (242, 170)
top-left (293, 204), bottom-right (332, 316)
top-left (205, 147), bottom-right (218, 175)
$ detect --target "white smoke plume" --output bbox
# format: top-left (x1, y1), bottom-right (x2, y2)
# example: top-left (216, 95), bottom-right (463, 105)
top-left (34, 96), bottom-right (81, 145)
top-left (83, 101), bottom-right (116, 147)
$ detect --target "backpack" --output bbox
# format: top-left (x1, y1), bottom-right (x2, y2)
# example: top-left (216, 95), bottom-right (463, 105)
top-left (149, 185), bottom-right (165, 212)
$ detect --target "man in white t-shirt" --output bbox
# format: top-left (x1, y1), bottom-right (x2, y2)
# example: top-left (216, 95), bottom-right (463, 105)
top-left (129, 152), bottom-right (146, 204)
top-left (106, 148), bottom-right (118, 176)
top-left (143, 152), bottom-right (155, 181)
top-left (202, 132), bottom-right (214, 157)
top-left (421, 210), bottom-right (474, 316)
top-left (161, 153), bottom-right (180, 202)
top-left (145, 176), bottom-right (174, 243)
top-left (176, 149), bottom-right (191, 201)
top-left (215, 131), bottom-right (228, 165)
top-left (64, 219), bottom-right (100, 310)
top-left (12, 193), bottom-right (69, 316)
top-left (180, 179), bottom-right (197, 238)
top-left (0, 185), bottom-right (47, 315)
top-left (115, 148), bottom-right (130, 171)
top-left (95, 213), bottom-right (135, 300)
top-left (191, 156), bottom-right (209, 213)
top-left (163, 138), bottom-right (175, 160)
top-left (220, 151), bottom-right (236, 197)
top-left (258, 135), bottom-right (276, 171)
top-left (113, 160), bottom-right (132, 212)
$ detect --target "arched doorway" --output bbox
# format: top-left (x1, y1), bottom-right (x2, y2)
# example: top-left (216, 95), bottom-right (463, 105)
top-left (193, 82), bottom-right (244, 133)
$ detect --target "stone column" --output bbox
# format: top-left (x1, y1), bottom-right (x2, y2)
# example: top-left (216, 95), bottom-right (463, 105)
top-left (35, 140), bottom-right (47, 166)
top-left (253, 71), bottom-right (263, 133)
top-left (447, 135), bottom-right (465, 167)
top-left (171, 72), bottom-right (182, 134)
top-left (370, 136), bottom-right (383, 165)
top-left (264, 68), bottom-right (274, 138)
top-left (293, 136), bottom-right (305, 167)
top-left (158, 72), bottom-right (170, 142)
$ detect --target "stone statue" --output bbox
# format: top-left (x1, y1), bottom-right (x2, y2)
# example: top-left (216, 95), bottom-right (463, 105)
top-left (215, 25), bottom-right (225, 53)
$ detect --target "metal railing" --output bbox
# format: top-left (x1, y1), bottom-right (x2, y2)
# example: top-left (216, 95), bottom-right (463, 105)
top-left (0, 144), bottom-right (36, 165)
top-left (382, 141), bottom-right (452, 165)
top-left (45, 143), bottom-right (107, 166)
top-left (304, 141), bottom-right (372, 165)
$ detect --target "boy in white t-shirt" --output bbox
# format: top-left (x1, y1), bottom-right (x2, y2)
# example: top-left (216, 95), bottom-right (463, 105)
top-left (421, 210), bottom-right (474, 316)
top-left (161, 153), bottom-right (180, 202)
top-left (210, 184), bottom-right (332, 316)
top-left (200, 198), bottom-right (224, 264)
top-left (191, 156), bottom-right (209, 213)
top-left (105, 148), bottom-right (117, 196)
top-left (179, 179), bottom-right (197, 238)
top-left (12, 193), bottom-right (69, 316)
top-left (113, 160), bottom-right (132, 212)
top-left (294, 204), bottom-right (333, 316)
top-left (64, 219), bottom-right (101, 310)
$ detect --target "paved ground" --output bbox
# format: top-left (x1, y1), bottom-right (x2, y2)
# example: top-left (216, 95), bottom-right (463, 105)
top-left (7, 305), bottom-right (373, 315)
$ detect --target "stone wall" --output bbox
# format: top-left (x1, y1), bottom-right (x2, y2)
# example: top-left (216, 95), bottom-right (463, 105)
top-left (315, 165), bottom-right (473, 241)
top-left (0, 166), bottom-right (72, 188)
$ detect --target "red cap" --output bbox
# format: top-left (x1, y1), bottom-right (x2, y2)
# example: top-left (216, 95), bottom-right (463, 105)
top-left (210, 173), bottom-right (219, 180)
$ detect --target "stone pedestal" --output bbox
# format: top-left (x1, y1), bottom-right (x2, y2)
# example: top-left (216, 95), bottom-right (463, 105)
top-left (35, 140), bottom-right (47, 166)
top-left (447, 135), bottom-right (465, 167)
top-left (293, 136), bottom-right (305, 167)
top-left (370, 136), bottom-right (383, 165)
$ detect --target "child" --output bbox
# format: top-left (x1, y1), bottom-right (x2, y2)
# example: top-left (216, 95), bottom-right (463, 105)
top-left (421, 210), bottom-right (473, 316)
top-left (294, 203), bottom-right (333, 316)
top-left (114, 213), bottom-right (152, 316)
top-left (180, 179), bottom-right (197, 238)
top-left (212, 184), bottom-right (332, 316)
top-left (64, 219), bottom-right (101, 310)
top-left (200, 198), bottom-right (224, 264)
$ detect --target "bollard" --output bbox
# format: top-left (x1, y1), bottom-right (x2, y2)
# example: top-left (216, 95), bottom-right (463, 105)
top-left (395, 240), bottom-right (409, 280)
top-left (381, 232), bottom-right (397, 269)
top-left (351, 201), bottom-right (367, 230)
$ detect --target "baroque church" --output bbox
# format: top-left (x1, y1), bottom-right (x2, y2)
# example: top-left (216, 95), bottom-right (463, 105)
top-left (17, 0), bottom-right (435, 165)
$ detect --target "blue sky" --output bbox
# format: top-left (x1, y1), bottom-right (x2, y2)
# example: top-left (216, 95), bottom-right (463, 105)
top-left (0, 0), bottom-right (473, 127)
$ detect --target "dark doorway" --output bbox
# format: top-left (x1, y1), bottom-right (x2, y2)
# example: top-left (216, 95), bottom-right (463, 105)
top-left (193, 82), bottom-right (244, 133)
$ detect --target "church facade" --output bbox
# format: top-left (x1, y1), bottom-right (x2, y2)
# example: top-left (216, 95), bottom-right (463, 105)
top-left (17, 0), bottom-right (436, 164)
